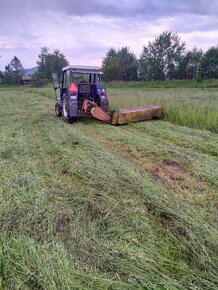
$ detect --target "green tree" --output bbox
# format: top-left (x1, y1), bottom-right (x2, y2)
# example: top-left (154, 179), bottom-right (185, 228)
top-left (117, 47), bottom-right (138, 81)
top-left (102, 48), bottom-right (120, 81)
top-left (35, 47), bottom-right (49, 79)
top-left (199, 46), bottom-right (218, 79)
top-left (139, 32), bottom-right (186, 80)
top-left (102, 47), bottom-right (138, 81)
top-left (176, 48), bottom-right (203, 79)
top-left (4, 64), bottom-right (14, 84)
top-left (36, 47), bottom-right (69, 79)
top-left (4, 56), bottom-right (24, 84)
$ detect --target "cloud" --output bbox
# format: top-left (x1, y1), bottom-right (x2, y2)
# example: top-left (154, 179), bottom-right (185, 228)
top-left (0, 0), bottom-right (218, 69)
top-left (32, 0), bottom-right (218, 18)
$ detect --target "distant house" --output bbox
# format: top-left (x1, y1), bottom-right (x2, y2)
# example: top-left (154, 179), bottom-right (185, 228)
top-left (20, 75), bottom-right (32, 85)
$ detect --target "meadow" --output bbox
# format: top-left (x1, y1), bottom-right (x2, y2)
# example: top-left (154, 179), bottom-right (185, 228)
top-left (0, 82), bottom-right (218, 289)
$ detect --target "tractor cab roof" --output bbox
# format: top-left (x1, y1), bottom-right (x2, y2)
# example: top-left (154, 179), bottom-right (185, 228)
top-left (62, 65), bottom-right (103, 74)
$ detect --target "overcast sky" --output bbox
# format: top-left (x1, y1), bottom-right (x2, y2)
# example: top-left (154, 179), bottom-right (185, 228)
top-left (0, 0), bottom-right (218, 69)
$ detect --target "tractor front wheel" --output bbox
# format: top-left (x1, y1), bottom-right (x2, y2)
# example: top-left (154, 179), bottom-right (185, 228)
top-left (55, 102), bottom-right (62, 117)
top-left (62, 95), bottom-right (77, 123)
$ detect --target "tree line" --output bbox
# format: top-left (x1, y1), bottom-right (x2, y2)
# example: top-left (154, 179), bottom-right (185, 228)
top-left (1, 31), bottom-right (218, 84)
top-left (0, 47), bottom-right (68, 84)
top-left (102, 31), bottom-right (218, 81)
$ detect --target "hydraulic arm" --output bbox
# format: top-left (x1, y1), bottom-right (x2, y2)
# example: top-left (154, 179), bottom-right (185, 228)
top-left (81, 99), bottom-right (164, 125)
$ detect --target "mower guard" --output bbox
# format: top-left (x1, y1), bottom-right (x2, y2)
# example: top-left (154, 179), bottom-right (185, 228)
top-left (111, 105), bottom-right (163, 125)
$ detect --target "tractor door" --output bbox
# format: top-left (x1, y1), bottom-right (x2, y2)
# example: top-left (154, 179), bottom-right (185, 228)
top-left (52, 73), bottom-right (61, 100)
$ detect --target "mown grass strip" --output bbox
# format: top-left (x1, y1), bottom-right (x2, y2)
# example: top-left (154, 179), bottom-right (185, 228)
top-left (0, 86), bottom-right (218, 289)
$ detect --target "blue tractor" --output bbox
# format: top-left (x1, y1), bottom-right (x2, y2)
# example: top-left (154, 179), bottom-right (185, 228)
top-left (52, 65), bottom-right (109, 123)
top-left (52, 65), bottom-right (164, 125)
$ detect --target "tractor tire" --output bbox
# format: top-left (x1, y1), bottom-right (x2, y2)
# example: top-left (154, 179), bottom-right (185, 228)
top-left (55, 102), bottom-right (62, 117)
top-left (62, 95), bottom-right (77, 123)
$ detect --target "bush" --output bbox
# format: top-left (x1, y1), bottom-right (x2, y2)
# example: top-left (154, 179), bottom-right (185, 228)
top-left (32, 78), bottom-right (49, 87)
top-left (195, 73), bottom-right (203, 83)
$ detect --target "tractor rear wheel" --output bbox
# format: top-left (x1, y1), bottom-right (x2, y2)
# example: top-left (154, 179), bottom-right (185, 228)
top-left (62, 95), bottom-right (77, 123)
top-left (55, 102), bottom-right (62, 117)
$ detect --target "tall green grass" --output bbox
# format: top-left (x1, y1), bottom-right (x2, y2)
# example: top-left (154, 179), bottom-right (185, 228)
top-left (105, 79), bottom-right (218, 89)
top-left (108, 88), bottom-right (218, 133)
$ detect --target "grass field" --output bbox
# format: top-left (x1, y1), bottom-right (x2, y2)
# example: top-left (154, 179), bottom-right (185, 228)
top-left (0, 83), bottom-right (218, 289)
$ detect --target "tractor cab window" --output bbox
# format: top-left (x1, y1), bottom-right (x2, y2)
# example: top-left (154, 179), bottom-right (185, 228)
top-left (71, 73), bottom-right (90, 83)
top-left (95, 74), bottom-right (101, 84)
top-left (89, 73), bottom-right (101, 84)
top-left (70, 72), bottom-right (102, 84)
top-left (63, 70), bottom-right (71, 88)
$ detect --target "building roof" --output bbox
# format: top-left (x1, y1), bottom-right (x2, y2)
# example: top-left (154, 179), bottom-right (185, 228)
top-left (62, 65), bottom-right (103, 74)
top-left (21, 75), bottom-right (32, 81)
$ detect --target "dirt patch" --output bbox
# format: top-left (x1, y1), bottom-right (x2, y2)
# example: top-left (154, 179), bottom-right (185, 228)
top-left (150, 160), bottom-right (208, 197)
top-left (162, 160), bottom-right (183, 172)
top-left (61, 168), bottom-right (70, 175)
top-left (56, 217), bottom-right (70, 232)
top-left (72, 141), bottom-right (79, 147)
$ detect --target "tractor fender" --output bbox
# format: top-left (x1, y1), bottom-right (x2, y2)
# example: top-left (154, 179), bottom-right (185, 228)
top-left (98, 94), bottom-right (109, 112)
top-left (96, 87), bottom-right (109, 112)
top-left (66, 93), bottom-right (79, 117)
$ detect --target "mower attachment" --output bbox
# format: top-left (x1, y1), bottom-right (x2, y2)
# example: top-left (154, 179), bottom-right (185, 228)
top-left (111, 105), bottom-right (164, 125)
top-left (82, 100), bottom-right (163, 125)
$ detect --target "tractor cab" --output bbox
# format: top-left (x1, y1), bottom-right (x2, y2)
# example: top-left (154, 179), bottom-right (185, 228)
top-left (52, 65), bottom-right (109, 123)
